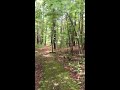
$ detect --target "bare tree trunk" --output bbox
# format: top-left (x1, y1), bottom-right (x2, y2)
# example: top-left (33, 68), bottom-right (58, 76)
top-left (80, 12), bottom-right (84, 54)
top-left (44, 25), bottom-right (47, 46)
top-left (60, 18), bottom-right (63, 48)
top-left (53, 20), bottom-right (56, 49)
top-left (51, 8), bottom-right (56, 52)
top-left (67, 13), bottom-right (75, 55)
top-left (51, 25), bottom-right (54, 52)
top-left (37, 29), bottom-right (40, 45)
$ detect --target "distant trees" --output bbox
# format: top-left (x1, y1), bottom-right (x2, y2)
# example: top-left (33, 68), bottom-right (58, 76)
top-left (35, 0), bottom-right (85, 54)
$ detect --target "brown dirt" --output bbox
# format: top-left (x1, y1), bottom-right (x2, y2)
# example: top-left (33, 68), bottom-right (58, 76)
top-left (35, 46), bottom-right (85, 90)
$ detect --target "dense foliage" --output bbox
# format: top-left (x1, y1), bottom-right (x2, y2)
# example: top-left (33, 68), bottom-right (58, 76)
top-left (35, 0), bottom-right (85, 54)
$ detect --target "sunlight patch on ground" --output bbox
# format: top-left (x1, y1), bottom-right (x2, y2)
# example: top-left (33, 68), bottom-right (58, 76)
top-left (43, 54), bottom-right (52, 57)
top-left (39, 58), bottom-right (80, 90)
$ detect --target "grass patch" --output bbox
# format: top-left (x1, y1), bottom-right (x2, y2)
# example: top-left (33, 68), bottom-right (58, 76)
top-left (39, 58), bottom-right (80, 90)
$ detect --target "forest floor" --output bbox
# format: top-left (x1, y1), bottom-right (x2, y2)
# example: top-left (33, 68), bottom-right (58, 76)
top-left (35, 46), bottom-right (85, 90)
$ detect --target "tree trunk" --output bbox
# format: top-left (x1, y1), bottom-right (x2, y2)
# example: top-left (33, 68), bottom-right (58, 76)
top-left (51, 8), bottom-right (56, 52)
top-left (67, 13), bottom-right (75, 55)
top-left (51, 28), bottom-right (54, 52)
top-left (60, 18), bottom-right (63, 48)
top-left (44, 25), bottom-right (47, 46)
top-left (80, 12), bottom-right (84, 54)
top-left (53, 20), bottom-right (56, 49)
top-left (37, 29), bottom-right (40, 45)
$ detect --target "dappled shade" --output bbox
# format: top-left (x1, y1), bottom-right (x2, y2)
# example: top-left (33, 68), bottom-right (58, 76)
top-left (35, 0), bottom-right (85, 90)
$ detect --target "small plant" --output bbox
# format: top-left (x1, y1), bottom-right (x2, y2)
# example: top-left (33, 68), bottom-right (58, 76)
top-left (35, 44), bottom-right (44, 48)
top-left (74, 64), bottom-right (81, 73)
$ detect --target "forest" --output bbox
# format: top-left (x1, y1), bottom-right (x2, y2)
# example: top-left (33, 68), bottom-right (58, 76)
top-left (35, 0), bottom-right (85, 90)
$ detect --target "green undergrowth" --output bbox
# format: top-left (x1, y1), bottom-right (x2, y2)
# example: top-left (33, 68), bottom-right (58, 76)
top-left (35, 44), bottom-right (44, 48)
top-left (39, 56), bottom-right (80, 90)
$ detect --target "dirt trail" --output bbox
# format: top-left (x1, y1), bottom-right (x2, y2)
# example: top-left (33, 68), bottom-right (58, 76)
top-left (35, 46), bottom-right (84, 90)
